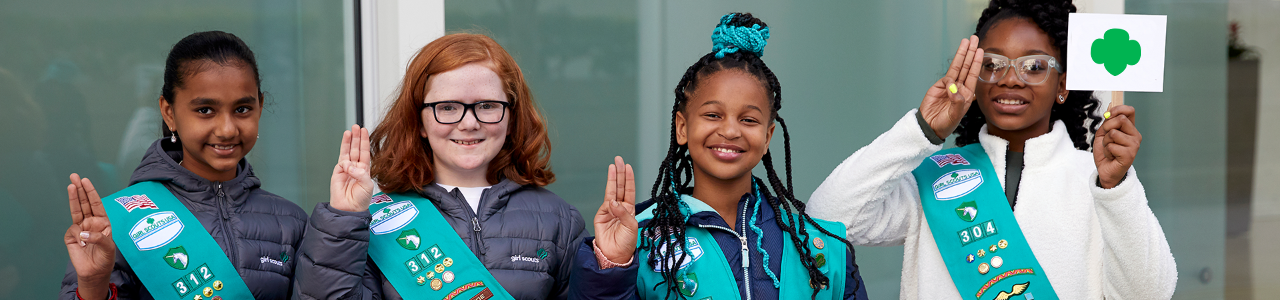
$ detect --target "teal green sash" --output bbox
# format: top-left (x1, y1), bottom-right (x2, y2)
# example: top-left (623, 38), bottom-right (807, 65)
top-left (912, 144), bottom-right (1058, 300)
top-left (103, 181), bottom-right (254, 300)
top-left (366, 192), bottom-right (514, 300)
top-left (634, 194), bottom-right (846, 300)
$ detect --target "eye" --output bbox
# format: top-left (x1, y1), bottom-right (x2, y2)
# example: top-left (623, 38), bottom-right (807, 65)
top-left (741, 117), bottom-right (760, 124)
top-left (703, 113), bottom-right (722, 120)
top-left (196, 107), bottom-right (213, 115)
top-left (479, 103), bottom-right (497, 110)
top-left (438, 105), bottom-right (457, 111)
top-left (235, 106), bottom-right (253, 114)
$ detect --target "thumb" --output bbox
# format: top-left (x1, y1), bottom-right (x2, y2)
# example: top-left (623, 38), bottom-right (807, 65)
top-left (943, 77), bottom-right (966, 103)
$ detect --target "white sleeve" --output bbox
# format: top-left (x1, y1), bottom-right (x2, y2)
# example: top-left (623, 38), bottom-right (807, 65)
top-left (807, 109), bottom-right (944, 246)
top-left (1090, 167), bottom-right (1178, 299)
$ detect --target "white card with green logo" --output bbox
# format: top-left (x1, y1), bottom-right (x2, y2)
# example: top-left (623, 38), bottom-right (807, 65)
top-left (1066, 13), bottom-right (1167, 92)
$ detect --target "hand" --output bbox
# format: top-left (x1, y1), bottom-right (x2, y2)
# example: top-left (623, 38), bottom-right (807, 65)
top-left (63, 174), bottom-right (115, 300)
top-left (1093, 105), bottom-right (1141, 189)
top-left (920, 35), bottom-right (985, 138)
top-left (593, 156), bottom-right (637, 265)
top-left (330, 125), bottom-right (375, 212)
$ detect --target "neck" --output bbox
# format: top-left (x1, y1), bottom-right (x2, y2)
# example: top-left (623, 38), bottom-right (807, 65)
top-left (433, 160), bottom-right (492, 187)
top-left (985, 118), bottom-right (1053, 152)
top-left (179, 148), bottom-right (236, 182)
top-left (690, 168), bottom-right (753, 231)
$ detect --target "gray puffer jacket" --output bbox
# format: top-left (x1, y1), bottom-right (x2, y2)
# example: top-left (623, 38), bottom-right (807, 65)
top-left (59, 139), bottom-right (308, 300)
top-left (293, 179), bottom-right (587, 300)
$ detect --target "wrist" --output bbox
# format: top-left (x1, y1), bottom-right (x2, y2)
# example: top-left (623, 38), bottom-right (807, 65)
top-left (330, 200), bottom-right (366, 212)
top-left (75, 277), bottom-right (111, 300)
top-left (592, 239), bottom-right (633, 270)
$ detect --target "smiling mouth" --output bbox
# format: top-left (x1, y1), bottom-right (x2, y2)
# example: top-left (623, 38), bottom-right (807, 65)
top-left (995, 98), bottom-right (1028, 105)
top-left (710, 147), bottom-right (745, 154)
top-left (207, 143), bottom-right (238, 156)
top-left (452, 139), bottom-right (483, 146)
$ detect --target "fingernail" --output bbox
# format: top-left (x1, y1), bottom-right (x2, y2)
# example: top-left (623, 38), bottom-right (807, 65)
top-left (80, 231), bottom-right (89, 239)
top-left (1104, 111), bottom-right (1111, 119)
top-left (79, 241), bottom-right (86, 247)
top-left (948, 84), bottom-right (958, 94)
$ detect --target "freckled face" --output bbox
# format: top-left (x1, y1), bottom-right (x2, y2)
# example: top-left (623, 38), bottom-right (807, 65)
top-left (677, 70), bottom-right (774, 183)
top-left (420, 63), bottom-right (510, 176)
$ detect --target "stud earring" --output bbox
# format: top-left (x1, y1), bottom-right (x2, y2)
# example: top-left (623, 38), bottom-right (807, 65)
top-left (1058, 95), bottom-right (1065, 104)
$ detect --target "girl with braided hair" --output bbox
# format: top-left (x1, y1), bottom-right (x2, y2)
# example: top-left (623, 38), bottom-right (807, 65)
top-left (570, 13), bottom-right (867, 300)
top-left (807, 0), bottom-right (1176, 299)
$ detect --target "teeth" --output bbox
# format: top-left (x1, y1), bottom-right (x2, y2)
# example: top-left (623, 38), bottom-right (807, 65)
top-left (996, 99), bottom-right (1025, 105)
top-left (452, 140), bottom-right (481, 145)
top-left (212, 145), bottom-right (234, 150)
top-left (711, 147), bottom-right (743, 153)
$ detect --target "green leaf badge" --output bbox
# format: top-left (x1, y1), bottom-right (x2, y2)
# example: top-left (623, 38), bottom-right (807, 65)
top-left (164, 246), bottom-right (189, 270)
top-left (1091, 28), bottom-right (1142, 76)
top-left (536, 248), bottom-right (549, 260)
top-left (955, 201), bottom-right (978, 222)
top-left (397, 229), bottom-right (421, 250)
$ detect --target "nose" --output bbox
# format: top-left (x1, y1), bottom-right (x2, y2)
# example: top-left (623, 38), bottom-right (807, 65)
top-left (995, 66), bottom-right (1025, 88)
top-left (717, 120), bottom-right (742, 140)
top-left (454, 107), bottom-right (481, 131)
top-left (213, 113), bottom-right (238, 140)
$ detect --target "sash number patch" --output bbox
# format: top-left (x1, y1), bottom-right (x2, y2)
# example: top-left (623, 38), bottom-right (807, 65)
top-left (958, 220), bottom-right (999, 246)
top-left (171, 263), bottom-right (215, 298)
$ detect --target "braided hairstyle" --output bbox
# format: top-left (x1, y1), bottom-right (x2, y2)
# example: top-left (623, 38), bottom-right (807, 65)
top-left (954, 0), bottom-right (1103, 150)
top-left (639, 13), bottom-right (860, 299)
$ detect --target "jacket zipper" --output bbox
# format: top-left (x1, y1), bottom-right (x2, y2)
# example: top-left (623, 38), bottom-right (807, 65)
top-left (696, 197), bottom-right (754, 300)
top-left (215, 183), bottom-right (239, 266)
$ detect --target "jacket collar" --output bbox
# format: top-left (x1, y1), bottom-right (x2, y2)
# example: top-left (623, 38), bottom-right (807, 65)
top-left (977, 120), bottom-right (1074, 172)
top-left (417, 178), bottom-right (522, 219)
top-left (129, 139), bottom-right (259, 205)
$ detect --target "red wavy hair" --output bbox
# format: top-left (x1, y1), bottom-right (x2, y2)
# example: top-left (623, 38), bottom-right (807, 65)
top-left (370, 33), bottom-right (554, 193)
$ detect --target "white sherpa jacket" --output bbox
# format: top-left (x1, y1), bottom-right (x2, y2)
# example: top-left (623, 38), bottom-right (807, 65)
top-left (808, 110), bottom-right (1177, 299)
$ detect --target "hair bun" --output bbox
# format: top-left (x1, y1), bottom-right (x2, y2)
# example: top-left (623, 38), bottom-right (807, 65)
top-left (711, 13), bottom-right (770, 59)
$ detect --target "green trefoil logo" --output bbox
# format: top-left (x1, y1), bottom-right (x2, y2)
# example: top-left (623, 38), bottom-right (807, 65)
top-left (1091, 28), bottom-right (1142, 76)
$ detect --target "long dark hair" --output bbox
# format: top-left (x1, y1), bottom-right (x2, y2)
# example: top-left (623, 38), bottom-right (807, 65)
top-left (955, 0), bottom-right (1103, 150)
top-left (159, 31), bottom-right (262, 140)
top-left (639, 13), bottom-right (860, 299)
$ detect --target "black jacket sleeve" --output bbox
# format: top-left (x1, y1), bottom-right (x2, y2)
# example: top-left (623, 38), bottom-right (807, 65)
top-left (292, 202), bottom-right (383, 300)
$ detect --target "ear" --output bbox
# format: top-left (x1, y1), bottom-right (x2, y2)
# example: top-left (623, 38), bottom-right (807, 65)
top-left (1057, 71), bottom-right (1069, 101)
top-left (765, 120), bottom-right (775, 147)
top-left (675, 111), bottom-right (688, 146)
top-left (159, 97), bottom-right (176, 132)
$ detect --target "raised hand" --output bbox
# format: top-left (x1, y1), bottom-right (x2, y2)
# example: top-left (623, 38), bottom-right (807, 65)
top-left (593, 156), bottom-right (637, 265)
top-left (63, 174), bottom-right (116, 300)
top-left (1093, 105), bottom-right (1141, 189)
top-left (920, 35), bottom-right (985, 138)
top-left (330, 124), bottom-right (375, 212)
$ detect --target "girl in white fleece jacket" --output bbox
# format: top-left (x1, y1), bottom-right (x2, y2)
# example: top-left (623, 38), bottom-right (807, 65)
top-left (807, 0), bottom-right (1177, 299)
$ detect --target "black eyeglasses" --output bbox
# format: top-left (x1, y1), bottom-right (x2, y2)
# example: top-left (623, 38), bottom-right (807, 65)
top-left (422, 101), bottom-right (510, 124)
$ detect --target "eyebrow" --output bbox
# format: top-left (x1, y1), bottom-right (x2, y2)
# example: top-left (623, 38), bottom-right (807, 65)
top-left (191, 96), bottom-right (257, 106)
top-left (984, 47), bottom-right (1052, 56)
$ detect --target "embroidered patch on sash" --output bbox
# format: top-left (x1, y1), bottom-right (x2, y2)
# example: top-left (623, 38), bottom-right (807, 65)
top-left (130, 211), bottom-right (184, 251)
top-left (370, 201), bottom-right (419, 235)
top-left (932, 169), bottom-right (983, 200)
top-left (115, 195), bottom-right (158, 212)
top-left (929, 154), bottom-right (971, 167)
top-left (651, 237), bottom-right (704, 272)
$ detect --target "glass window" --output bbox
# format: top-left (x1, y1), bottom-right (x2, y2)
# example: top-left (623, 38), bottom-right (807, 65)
top-left (0, 1), bottom-right (350, 297)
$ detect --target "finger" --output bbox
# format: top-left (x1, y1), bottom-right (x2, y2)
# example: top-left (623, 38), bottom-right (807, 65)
top-left (338, 129), bottom-right (352, 164)
top-left (604, 164), bottom-right (618, 203)
top-left (943, 77), bottom-right (964, 102)
top-left (624, 164), bottom-right (636, 206)
top-left (65, 225), bottom-right (82, 246)
top-left (359, 127), bottom-right (372, 168)
top-left (1106, 143), bottom-right (1131, 166)
top-left (1107, 128), bottom-right (1139, 148)
top-left (72, 174), bottom-right (94, 218)
top-left (944, 37), bottom-right (971, 81)
top-left (613, 156), bottom-right (625, 203)
top-left (956, 36), bottom-right (979, 85)
top-left (964, 47), bottom-right (985, 89)
top-left (1108, 105), bottom-right (1137, 124)
top-left (1092, 128), bottom-right (1107, 163)
top-left (82, 178), bottom-right (107, 217)
top-left (68, 183), bottom-right (84, 224)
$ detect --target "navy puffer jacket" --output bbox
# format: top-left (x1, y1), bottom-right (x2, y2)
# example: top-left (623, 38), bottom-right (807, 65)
top-left (59, 139), bottom-right (308, 300)
top-left (292, 179), bottom-right (588, 300)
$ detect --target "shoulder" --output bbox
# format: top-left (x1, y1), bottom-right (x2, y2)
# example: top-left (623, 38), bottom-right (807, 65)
top-left (246, 188), bottom-right (308, 223)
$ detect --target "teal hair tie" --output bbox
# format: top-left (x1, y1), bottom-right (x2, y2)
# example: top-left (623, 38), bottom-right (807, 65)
top-left (711, 13), bottom-right (770, 59)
